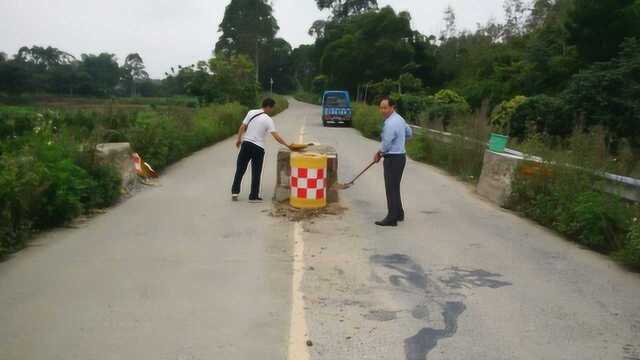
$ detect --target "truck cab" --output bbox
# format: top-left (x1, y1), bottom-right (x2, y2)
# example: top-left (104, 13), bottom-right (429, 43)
top-left (322, 91), bottom-right (352, 127)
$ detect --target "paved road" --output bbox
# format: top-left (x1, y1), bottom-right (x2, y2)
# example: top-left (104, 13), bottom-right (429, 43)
top-left (1, 99), bottom-right (640, 360)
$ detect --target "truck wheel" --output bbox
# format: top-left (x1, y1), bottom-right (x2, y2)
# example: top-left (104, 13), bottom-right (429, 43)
top-left (323, 120), bottom-right (328, 127)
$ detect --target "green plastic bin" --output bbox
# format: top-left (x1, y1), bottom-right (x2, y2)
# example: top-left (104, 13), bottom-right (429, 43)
top-left (488, 133), bottom-right (509, 153)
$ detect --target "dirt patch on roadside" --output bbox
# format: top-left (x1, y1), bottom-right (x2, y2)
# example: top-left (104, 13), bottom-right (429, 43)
top-left (269, 201), bottom-right (347, 221)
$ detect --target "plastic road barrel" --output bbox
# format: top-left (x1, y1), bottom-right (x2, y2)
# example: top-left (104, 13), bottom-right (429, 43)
top-left (290, 152), bottom-right (328, 209)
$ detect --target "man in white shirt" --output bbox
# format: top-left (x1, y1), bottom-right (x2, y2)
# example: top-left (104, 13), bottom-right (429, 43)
top-left (231, 98), bottom-right (293, 202)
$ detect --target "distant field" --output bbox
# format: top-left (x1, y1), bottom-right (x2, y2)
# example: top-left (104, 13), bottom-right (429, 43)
top-left (0, 95), bottom-right (200, 112)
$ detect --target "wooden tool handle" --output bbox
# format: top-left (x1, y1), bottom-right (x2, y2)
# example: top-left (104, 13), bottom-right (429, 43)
top-left (349, 160), bottom-right (377, 184)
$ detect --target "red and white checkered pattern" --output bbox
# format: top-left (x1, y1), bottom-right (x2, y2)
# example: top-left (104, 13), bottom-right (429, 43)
top-left (291, 167), bottom-right (326, 200)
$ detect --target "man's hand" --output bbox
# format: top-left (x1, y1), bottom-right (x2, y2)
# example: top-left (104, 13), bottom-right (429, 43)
top-left (235, 139), bottom-right (242, 148)
top-left (287, 143), bottom-right (295, 150)
top-left (374, 151), bottom-right (382, 163)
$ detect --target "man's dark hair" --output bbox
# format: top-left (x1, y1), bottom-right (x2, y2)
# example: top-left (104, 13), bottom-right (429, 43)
top-left (379, 96), bottom-right (396, 107)
top-left (262, 98), bottom-right (276, 108)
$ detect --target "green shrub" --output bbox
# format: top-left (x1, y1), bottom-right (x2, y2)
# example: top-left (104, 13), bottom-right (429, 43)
top-left (0, 100), bottom-right (248, 256)
top-left (35, 158), bottom-right (94, 228)
top-left (86, 164), bottom-right (122, 208)
top-left (398, 73), bottom-right (423, 93)
top-left (558, 191), bottom-right (630, 251)
top-left (508, 129), bottom-right (636, 258)
top-left (352, 103), bottom-right (382, 139)
top-left (407, 118), bottom-right (487, 182)
top-left (423, 89), bottom-right (471, 131)
top-left (490, 96), bottom-right (527, 135)
top-left (510, 95), bottom-right (573, 140)
top-left (0, 152), bottom-right (46, 253)
top-left (294, 91), bottom-right (321, 105)
top-left (367, 79), bottom-right (399, 102)
top-left (390, 93), bottom-right (427, 124)
top-left (617, 221), bottom-right (640, 269)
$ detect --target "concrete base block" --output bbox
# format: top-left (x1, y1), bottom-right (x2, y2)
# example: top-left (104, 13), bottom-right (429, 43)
top-left (274, 145), bottom-right (339, 203)
top-left (95, 142), bottom-right (138, 190)
top-left (476, 150), bottom-right (522, 207)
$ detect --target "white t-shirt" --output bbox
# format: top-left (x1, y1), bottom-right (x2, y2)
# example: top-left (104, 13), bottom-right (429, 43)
top-left (242, 109), bottom-right (276, 149)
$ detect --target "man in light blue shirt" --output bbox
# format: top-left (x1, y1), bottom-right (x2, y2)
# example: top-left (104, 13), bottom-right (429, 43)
top-left (373, 97), bottom-right (412, 226)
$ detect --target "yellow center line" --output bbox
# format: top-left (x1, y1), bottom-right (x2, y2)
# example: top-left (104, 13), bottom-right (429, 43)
top-left (287, 222), bottom-right (310, 360)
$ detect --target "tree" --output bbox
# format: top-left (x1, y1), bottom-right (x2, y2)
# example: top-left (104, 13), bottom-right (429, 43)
top-left (503, 0), bottom-right (529, 40)
top-left (208, 54), bottom-right (259, 107)
top-left (14, 46), bottom-right (74, 69)
top-left (563, 39), bottom-right (640, 145)
top-left (0, 61), bottom-right (31, 95)
top-left (526, 0), bottom-right (554, 31)
top-left (566, 0), bottom-right (640, 63)
top-left (315, 0), bottom-right (378, 19)
top-left (49, 62), bottom-right (88, 96)
top-left (315, 6), bottom-right (415, 92)
top-left (261, 38), bottom-right (296, 93)
top-left (79, 53), bottom-right (120, 96)
top-left (121, 53), bottom-right (150, 97)
top-left (291, 45), bottom-right (317, 91)
top-left (214, 0), bottom-right (279, 83)
top-left (440, 5), bottom-right (457, 41)
top-left (308, 20), bottom-right (327, 39)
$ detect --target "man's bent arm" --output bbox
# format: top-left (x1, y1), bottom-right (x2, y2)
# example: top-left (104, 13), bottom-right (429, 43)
top-left (405, 123), bottom-right (413, 139)
top-left (271, 131), bottom-right (291, 148)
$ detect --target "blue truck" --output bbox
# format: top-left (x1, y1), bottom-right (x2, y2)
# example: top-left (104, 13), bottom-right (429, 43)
top-left (322, 91), bottom-right (352, 127)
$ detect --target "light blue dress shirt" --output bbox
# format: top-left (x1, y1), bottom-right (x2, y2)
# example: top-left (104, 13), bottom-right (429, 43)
top-left (380, 112), bottom-right (413, 155)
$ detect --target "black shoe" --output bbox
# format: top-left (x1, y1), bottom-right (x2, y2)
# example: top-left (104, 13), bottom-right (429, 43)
top-left (248, 197), bottom-right (264, 203)
top-left (398, 214), bottom-right (404, 222)
top-left (375, 219), bottom-right (397, 227)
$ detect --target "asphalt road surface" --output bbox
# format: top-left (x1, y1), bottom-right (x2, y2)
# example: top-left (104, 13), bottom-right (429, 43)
top-left (1, 98), bottom-right (639, 360)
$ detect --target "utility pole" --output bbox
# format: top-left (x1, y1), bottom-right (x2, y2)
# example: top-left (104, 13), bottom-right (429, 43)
top-left (364, 83), bottom-right (369, 104)
top-left (255, 0), bottom-right (260, 83)
top-left (270, 77), bottom-right (274, 94)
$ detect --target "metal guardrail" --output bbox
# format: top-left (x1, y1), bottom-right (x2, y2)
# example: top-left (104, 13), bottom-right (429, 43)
top-left (410, 124), bottom-right (640, 198)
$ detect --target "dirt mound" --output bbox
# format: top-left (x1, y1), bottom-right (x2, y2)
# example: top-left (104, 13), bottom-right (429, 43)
top-left (269, 201), bottom-right (347, 222)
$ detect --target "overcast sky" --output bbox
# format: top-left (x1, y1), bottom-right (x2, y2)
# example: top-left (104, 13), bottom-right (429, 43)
top-left (0, 0), bottom-right (505, 78)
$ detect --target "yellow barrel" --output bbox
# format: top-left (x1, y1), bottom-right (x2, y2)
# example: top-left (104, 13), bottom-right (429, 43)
top-left (290, 152), bottom-right (328, 209)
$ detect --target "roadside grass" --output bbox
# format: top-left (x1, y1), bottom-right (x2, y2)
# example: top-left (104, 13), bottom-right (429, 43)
top-left (353, 101), bottom-right (640, 270)
top-left (294, 91), bottom-right (321, 105)
top-left (355, 102), bottom-right (488, 182)
top-left (0, 101), bottom-right (248, 257)
top-left (508, 131), bottom-right (640, 269)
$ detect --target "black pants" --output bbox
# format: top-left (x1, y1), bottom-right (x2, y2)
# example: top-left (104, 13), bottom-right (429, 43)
top-left (383, 154), bottom-right (406, 221)
top-left (232, 141), bottom-right (265, 198)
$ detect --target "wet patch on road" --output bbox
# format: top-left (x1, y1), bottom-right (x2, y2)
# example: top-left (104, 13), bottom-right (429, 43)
top-left (370, 254), bottom-right (427, 290)
top-left (624, 344), bottom-right (640, 360)
top-left (364, 309), bottom-right (399, 322)
top-left (405, 302), bottom-right (466, 360)
top-left (440, 267), bottom-right (512, 289)
top-left (368, 253), bottom-right (511, 360)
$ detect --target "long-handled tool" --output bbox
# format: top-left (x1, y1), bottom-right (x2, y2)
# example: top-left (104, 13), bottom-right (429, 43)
top-left (335, 160), bottom-right (377, 190)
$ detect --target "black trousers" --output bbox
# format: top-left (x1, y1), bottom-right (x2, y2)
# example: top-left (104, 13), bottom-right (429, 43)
top-left (383, 154), bottom-right (406, 221)
top-left (232, 141), bottom-right (265, 198)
